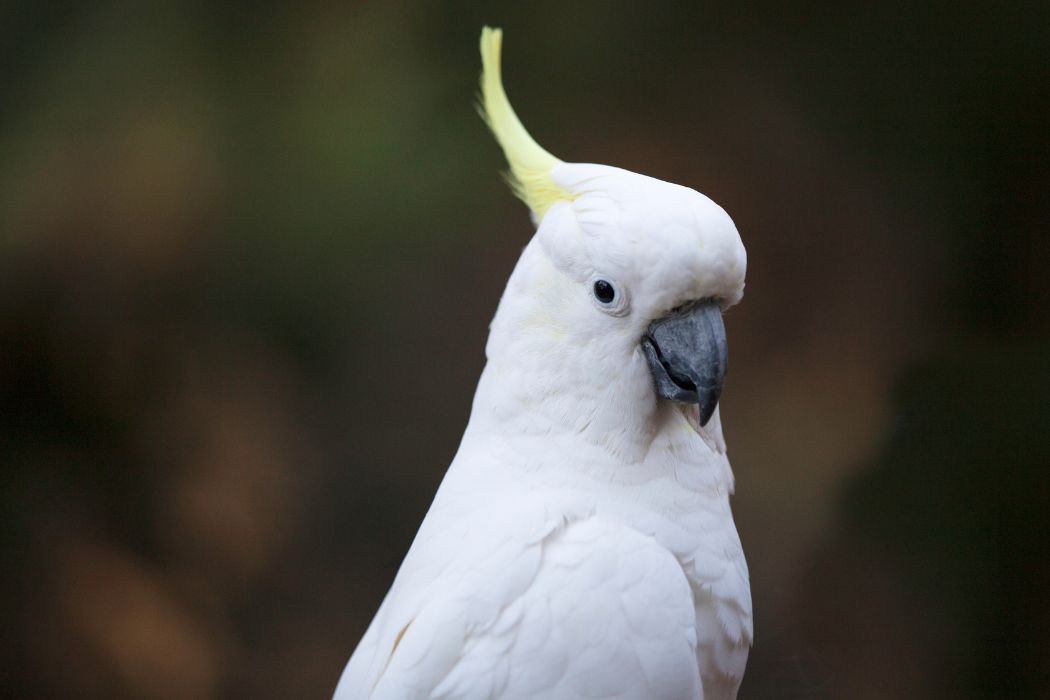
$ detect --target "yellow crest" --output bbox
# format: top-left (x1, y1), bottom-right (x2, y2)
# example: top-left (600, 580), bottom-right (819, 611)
top-left (478, 27), bottom-right (574, 220)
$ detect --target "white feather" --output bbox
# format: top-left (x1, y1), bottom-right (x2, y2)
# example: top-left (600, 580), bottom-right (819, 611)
top-left (335, 32), bottom-right (751, 700)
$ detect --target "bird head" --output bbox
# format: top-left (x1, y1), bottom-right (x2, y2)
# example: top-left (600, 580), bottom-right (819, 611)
top-left (478, 27), bottom-right (746, 448)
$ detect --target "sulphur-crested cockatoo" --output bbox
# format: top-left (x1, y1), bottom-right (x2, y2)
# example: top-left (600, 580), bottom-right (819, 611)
top-left (334, 27), bottom-right (752, 700)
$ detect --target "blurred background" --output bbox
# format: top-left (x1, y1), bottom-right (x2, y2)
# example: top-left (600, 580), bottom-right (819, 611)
top-left (2, 1), bottom-right (1047, 698)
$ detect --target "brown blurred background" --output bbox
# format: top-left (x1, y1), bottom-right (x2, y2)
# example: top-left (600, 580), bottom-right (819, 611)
top-left (2, 1), bottom-right (1047, 698)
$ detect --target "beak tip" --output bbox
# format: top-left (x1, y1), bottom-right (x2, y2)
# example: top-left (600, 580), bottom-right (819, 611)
top-left (697, 396), bottom-right (718, 428)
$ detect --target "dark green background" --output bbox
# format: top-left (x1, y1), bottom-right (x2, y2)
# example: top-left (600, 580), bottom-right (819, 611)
top-left (2, 1), bottom-right (1047, 697)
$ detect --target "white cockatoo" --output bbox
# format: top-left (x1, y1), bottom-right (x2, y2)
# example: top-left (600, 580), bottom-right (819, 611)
top-left (334, 27), bottom-right (752, 700)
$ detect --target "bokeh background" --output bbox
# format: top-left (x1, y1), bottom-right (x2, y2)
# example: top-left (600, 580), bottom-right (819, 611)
top-left (2, 1), bottom-right (1047, 698)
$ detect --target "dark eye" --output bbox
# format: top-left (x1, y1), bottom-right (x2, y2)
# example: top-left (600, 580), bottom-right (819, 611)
top-left (593, 279), bottom-right (616, 304)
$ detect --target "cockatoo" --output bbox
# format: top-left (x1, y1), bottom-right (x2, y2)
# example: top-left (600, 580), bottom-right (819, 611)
top-left (334, 27), bottom-right (752, 700)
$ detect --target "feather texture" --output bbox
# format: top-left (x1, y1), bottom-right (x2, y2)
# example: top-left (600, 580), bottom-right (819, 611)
top-left (478, 26), bottom-right (573, 220)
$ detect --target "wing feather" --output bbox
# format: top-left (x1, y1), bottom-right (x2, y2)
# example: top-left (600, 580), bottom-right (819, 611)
top-left (338, 510), bottom-right (701, 700)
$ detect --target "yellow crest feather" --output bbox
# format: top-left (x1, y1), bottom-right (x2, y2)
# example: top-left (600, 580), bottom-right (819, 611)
top-left (478, 27), bottom-right (574, 220)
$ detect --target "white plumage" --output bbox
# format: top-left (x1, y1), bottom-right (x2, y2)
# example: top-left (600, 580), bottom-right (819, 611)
top-left (335, 27), bottom-right (751, 700)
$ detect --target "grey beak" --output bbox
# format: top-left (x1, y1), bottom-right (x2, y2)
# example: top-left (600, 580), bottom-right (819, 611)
top-left (641, 299), bottom-right (727, 427)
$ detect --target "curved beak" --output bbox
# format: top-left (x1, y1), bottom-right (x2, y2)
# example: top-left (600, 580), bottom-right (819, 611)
top-left (641, 299), bottom-right (727, 427)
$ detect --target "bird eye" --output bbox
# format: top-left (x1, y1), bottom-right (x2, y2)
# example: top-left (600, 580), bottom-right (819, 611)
top-left (593, 279), bottom-right (616, 304)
